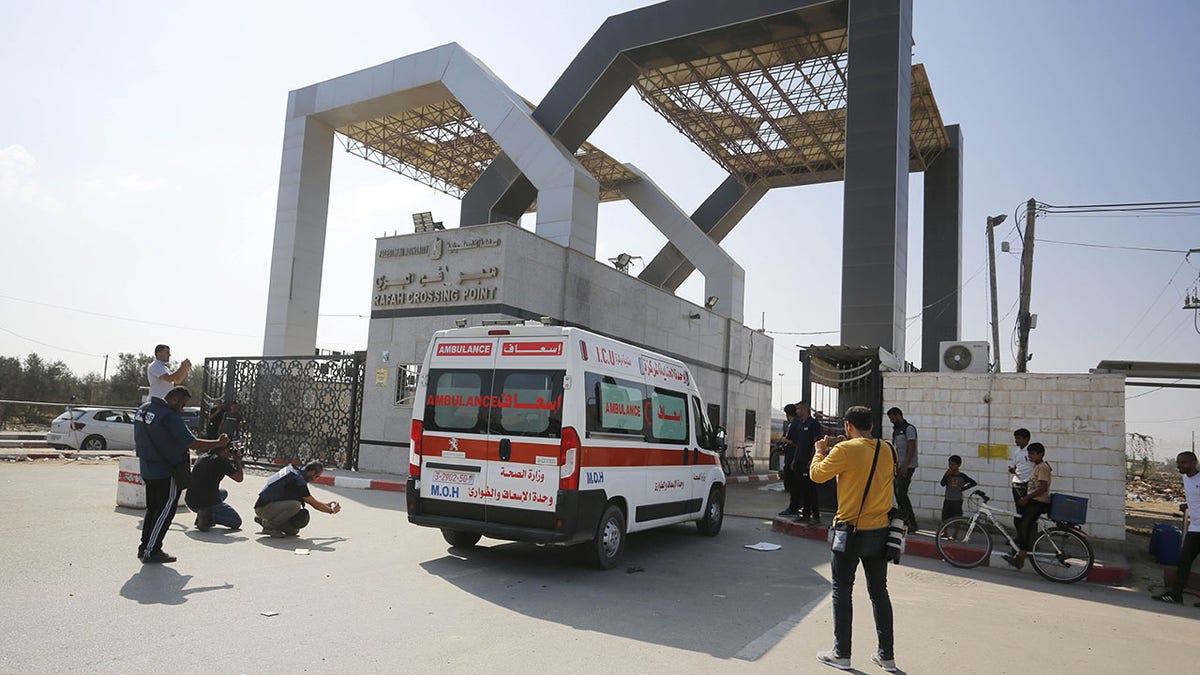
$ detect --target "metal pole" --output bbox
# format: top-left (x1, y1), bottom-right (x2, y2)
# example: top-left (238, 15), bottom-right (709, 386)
top-left (986, 216), bottom-right (1004, 372)
top-left (1016, 198), bottom-right (1037, 373)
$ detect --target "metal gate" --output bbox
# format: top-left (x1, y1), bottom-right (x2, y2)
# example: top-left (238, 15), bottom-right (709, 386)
top-left (202, 353), bottom-right (366, 469)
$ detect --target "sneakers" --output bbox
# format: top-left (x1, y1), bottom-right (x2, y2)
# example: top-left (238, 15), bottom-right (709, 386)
top-left (254, 516), bottom-right (264, 526)
top-left (1153, 592), bottom-right (1182, 603)
top-left (142, 550), bottom-right (177, 564)
top-left (816, 650), bottom-right (852, 670)
top-left (871, 652), bottom-right (898, 672)
top-left (195, 510), bottom-right (212, 532)
top-left (777, 509), bottom-right (799, 518)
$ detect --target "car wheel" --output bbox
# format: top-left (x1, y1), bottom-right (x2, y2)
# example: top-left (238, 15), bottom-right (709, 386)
top-left (589, 504), bottom-right (627, 570)
top-left (441, 529), bottom-right (482, 548)
top-left (81, 435), bottom-right (106, 451)
top-left (696, 485), bottom-right (724, 537)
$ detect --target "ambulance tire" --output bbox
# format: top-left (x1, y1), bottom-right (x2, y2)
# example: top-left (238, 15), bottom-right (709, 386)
top-left (441, 529), bottom-right (482, 549)
top-left (696, 485), bottom-right (724, 537)
top-left (590, 504), bottom-right (627, 570)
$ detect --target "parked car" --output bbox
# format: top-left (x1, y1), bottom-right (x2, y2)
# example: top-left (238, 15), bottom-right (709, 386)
top-left (46, 407), bottom-right (137, 451)
top-left (179, 406), bottom-right (203, 435)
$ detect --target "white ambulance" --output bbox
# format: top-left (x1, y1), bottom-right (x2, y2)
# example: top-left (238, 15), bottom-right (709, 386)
top-left (406, 324), bottom-right (726, 568)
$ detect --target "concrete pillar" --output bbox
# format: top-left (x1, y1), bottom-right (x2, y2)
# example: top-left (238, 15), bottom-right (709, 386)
top-left (921, 124), bottom-right (963, 371)
top-left (840, 0), bottom-right (912, 360)
top-left (263, 107), bottom-right (334, 356)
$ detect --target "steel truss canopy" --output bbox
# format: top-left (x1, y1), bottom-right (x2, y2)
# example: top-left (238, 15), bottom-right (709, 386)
top-left (631, 26), bottom-right (949, 186)
top-left (337, 99), bottom-right (639, 209)
top-left (334, 4), bottom-right (950, 205)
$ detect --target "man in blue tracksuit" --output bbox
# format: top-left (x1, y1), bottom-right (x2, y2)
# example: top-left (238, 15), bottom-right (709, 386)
top-left (134, 386), bottom-right (229, 563)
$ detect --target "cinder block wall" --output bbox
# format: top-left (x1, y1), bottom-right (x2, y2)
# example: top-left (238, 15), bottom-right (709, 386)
top-left (882, 373), bottom-right (1126, 541)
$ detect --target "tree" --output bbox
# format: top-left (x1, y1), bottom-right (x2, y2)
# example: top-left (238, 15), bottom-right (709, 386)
top-left (1127, 432), bottom-right (1156, 479)
top-left (109, 352), bottom-right (153, 406)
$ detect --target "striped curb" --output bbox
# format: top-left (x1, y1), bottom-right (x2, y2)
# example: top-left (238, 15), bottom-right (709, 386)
top-left (724, 472), bottom-right (779, 484)
top-left (312, 474), bottom-right (406, 492)
top-left (770, 517), bottom-right (1130, 584)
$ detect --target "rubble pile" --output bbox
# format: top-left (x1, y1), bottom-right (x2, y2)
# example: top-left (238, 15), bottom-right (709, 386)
top-left (1126, 473), bottom-right (1185, 503)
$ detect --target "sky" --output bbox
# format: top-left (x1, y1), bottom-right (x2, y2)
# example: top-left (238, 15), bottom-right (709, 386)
top-left (2, 0), bottom-right (1197, 456)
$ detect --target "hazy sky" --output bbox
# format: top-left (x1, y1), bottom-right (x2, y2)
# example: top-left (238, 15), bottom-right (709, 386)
top-left (2, 0), bottom-right (1197, 454)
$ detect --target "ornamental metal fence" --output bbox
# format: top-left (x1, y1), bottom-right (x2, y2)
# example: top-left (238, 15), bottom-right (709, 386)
top-left (201, 353), bottom-right (366, 470)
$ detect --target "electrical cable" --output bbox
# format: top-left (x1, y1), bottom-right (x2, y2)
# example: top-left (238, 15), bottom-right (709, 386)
top-left (1125, 379), bottom-right (1184, 401)
top-left (1108, 257), bottom-right (1189, 355)
top-left (0, 294), bottom-right (258, 338)
top-left (1035, 239), bottom-right (1191, 254)
top-left (0, 326), bottom-right (106, 358)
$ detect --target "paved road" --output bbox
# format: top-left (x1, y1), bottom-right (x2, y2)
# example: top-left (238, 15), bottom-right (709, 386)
top-left (0, 461), bottom-right (1193, 674)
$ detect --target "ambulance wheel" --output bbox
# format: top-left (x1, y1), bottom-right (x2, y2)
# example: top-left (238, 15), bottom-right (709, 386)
top-left (590, 504), bottom-right (626, 570)
top-left (441, 529), bottom-right (481, 548)
top-left (696, 485), bottom-right (724, 537)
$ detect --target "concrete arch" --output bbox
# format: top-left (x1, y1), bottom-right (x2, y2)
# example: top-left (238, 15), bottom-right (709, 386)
top-left (264, 43), bottom-right (599, 355)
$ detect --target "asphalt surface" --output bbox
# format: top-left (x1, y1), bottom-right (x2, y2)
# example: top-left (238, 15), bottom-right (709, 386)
top-left (1, 460), bottom-right (1194, 674)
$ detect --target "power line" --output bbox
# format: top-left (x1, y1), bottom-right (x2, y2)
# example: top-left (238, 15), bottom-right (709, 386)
top-left (0, 294), bottom-right (258, 338)
top-left (1109, 257), bottom-right (1190, 355)
top-left (1126, 379), bottom-right (1183, 401)
top-left (0, 326), bottom-right (106, 358)
top-left (1036, 239), bottom-right (1192, 254)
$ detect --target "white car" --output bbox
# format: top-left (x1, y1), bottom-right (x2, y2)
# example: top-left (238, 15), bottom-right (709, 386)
top-left (46, 407), bottom-right (137, 451)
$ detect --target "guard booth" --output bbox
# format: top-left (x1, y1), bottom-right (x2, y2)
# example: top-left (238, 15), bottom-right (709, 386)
top-left (800, 346), bottom-right (903, 513)
top-left (202, 353), bottom-right (366, 469)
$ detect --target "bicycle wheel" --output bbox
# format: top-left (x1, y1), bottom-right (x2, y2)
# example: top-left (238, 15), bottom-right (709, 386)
top-left (740, 454), bottom-right (754, 475)
top-left (720, 455), bottom-right (732, 475)
top-left (935, 516), bottom-right (993, 568)
top-left (1029, 527), bottom-right (1094, 583)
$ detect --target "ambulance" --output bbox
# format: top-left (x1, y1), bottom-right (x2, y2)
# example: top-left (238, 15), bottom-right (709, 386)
top-left (406, 323), bottom-right (726, 568)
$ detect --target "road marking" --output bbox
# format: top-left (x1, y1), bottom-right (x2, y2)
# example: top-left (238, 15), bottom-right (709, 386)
top-left (734, 590), bottom-right (830, 661)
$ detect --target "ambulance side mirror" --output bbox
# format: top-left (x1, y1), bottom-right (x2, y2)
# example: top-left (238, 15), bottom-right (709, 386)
top-left (713, 426), bottom-right (726, 452)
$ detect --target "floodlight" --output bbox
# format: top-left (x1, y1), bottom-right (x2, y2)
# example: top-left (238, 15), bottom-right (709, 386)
top-left (705, 296), bottom-right (719, 309)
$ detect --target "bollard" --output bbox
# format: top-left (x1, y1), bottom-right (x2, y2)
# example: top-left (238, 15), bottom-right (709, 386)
top-left (117, 456), bottom-right (145, 509)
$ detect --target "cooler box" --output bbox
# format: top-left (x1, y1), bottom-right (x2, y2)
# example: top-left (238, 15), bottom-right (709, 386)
top-left (1150, 523), bottom-right (1183, 566)
top-left (1049, 493), bottom-right (1088, 524)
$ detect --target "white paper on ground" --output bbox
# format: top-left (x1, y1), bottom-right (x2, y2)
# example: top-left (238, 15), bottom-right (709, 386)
top-left (260, 611), bottom-right (278, 617)
top-left (744, 542), bottom-right (782, 551)
top-left (294, 549), bottom-right (310, 556)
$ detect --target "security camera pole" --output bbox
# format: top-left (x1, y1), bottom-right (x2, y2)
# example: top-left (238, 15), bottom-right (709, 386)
top-left (1016, 198), bottom-right (1037, 373)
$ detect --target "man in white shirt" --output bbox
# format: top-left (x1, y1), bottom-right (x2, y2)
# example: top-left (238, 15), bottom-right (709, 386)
top-left (1156, 451), bottom-right (1200, 605)
top-left (1009, 428), bottom-right (1035, 530)
top-left (147, 344), bottom-right (191, 403)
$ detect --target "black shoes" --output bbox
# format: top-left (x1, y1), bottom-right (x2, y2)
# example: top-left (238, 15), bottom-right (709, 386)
top-left (142, 550), bottom-right (177, 564)
top-left (195, 510), bottom-right (213, 532)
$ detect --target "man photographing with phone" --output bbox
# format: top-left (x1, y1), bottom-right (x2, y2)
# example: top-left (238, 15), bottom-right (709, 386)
top-left (186, 442), bottom-right (245, 531)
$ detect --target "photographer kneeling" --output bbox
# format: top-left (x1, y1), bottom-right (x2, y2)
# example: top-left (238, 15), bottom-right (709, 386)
top-left (186, 443), bottom-right (244, 531)
top-left (254, 461), bottom-right (341, 537)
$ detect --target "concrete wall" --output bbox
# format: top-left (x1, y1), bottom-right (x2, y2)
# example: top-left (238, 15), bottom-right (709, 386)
top-left (359, 222), bottom-right (773, 475)
top-left (883, 372), bottom-right (1126, 541)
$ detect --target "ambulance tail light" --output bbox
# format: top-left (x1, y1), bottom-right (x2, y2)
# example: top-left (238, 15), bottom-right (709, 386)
top-left (559, 426), bottom-right (581, 491)
top-left (487, 329), bottom-right (510, 335)
top-left (409, 419), bottom-right (424, 478)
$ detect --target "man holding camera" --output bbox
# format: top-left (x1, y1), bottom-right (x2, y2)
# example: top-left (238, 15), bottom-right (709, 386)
top-left (254, 461), bottom-right (342, 537)
top-left (186, 443), bottom-right (245, 531)
top-left (810, 406), bottom-right (898, 672)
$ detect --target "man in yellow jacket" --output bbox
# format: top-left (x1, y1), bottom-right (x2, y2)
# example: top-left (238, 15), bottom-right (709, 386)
top-left (810, 405), bottom-right (898, 672)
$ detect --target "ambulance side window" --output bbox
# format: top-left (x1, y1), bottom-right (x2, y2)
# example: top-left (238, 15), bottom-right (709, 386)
top-left (493, 370), bottom-right (564, 438)
top-left (691, 396), bottom-right (712, 449)
top-left (585, 372), bottom-right (646, 438)
top-left (425, 370), bottom-right (489, 433)
top-left (647, 387), bottom-right (688, 445)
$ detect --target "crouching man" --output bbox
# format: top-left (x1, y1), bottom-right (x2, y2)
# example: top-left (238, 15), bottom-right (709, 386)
top-left (186, 444), bottom-right (244, 531)
top-left (253, 461), bottom-right (341, 537)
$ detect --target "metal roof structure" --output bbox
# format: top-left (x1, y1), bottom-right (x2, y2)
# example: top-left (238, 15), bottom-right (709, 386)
top-left (337, 99), bottom-right (639, 208)
top-left (335, 24), bottom-right (950, 205)
top-left (632, 28), bottom-right (949, 185)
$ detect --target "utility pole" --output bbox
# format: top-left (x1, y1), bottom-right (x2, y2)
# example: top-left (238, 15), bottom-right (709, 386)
top-left (1016, 198), bottom-right (1037, 373)
top-left (986, 214), bottom-right (1007, 372)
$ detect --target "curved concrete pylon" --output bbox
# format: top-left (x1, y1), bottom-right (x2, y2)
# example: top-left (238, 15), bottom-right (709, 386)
top-left (264, 43), bottom-right (599, 356)
top-left (619, 165), bottom-right (745, 323)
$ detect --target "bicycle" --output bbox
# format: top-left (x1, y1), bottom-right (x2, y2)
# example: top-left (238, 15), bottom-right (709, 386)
top-left (935, 490), bottom-right (1095, 583)
top-left (737, 443), bottom-right (754, 474)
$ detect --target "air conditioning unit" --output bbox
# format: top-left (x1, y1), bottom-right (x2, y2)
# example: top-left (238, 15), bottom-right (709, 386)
top-left (939, 341), bottom-right (989, 374)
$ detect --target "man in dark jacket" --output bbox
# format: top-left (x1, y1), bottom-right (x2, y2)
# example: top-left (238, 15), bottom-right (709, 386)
top-left (134, 386), bottom-right (229, 563)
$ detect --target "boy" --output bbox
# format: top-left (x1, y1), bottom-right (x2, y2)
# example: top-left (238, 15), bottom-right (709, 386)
top-left (940, 455), bottom-right (978, 522)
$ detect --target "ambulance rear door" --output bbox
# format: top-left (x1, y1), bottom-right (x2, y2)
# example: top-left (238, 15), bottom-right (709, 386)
top-left (484, 337), bottom-right (567, 530)
top-left (418, 336), bottom-right (500, 522)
